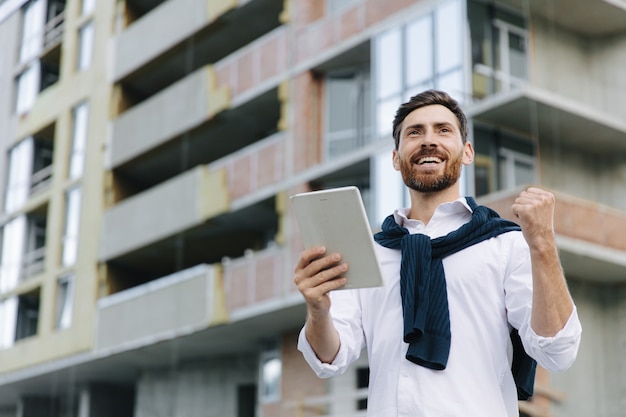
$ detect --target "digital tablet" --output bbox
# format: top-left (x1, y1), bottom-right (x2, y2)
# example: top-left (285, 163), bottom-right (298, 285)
top-left (290, 186), bottom-right (384, 290)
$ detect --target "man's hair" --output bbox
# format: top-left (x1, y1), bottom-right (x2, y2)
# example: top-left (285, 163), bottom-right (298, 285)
top-left (392, 90), bottom-right (468, 149)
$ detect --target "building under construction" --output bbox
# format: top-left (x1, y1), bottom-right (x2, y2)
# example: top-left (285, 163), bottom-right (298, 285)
top-left (0, 0), bottom-right (625, 416)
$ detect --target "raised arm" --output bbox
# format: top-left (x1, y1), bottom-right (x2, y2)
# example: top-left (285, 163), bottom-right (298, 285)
top-left (512, 187), bottom-right (574, 336)
top-left (293, 246), bottom-right (348, 363)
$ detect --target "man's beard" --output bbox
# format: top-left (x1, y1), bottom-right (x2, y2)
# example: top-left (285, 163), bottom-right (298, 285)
top-left (398, 149), bottom-right (463, 193)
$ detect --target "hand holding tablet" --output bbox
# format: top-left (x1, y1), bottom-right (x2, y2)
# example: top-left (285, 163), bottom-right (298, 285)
top-left (290, 186), bottom-right (385, 290)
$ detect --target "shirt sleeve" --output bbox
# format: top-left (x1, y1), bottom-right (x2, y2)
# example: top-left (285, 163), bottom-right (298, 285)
top-left (503, 232), bottom-right (582, 373)
top-left (297, 288), bottom-right (366, 378)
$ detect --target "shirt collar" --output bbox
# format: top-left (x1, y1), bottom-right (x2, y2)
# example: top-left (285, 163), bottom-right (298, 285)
top-left (392, 197), bottom-right (473, 229)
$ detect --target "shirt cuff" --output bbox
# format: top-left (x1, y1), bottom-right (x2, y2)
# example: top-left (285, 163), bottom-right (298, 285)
top-left (297, 326), bottom-right (349, 379)
top-left (524, 306), bottom-right (582, 372)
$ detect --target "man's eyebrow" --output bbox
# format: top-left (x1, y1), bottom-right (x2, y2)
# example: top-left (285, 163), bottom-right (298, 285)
top-left (403, 121), bottom-right (456, 133)
top-left (403, 123), bottom-right (425, 133)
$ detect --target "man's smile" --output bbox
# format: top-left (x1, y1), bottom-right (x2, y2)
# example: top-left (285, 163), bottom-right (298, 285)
top-left (416, 156), bottom-right (443, 165)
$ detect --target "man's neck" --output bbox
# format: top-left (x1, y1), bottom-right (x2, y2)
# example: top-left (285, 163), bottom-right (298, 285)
top-left (407, 187), bottom-right (462, 225)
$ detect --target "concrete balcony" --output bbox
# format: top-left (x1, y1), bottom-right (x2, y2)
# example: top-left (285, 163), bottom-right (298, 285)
top-left (222, 245), bottom-right (301, 321)
top-left (207, 131), bottom-right (286, 203)
top-left (480, 186), bottom-right (626, 283)
top-left (108, 65), bottom-right (229, 169)
top-left (112, 0), bottom-right (238, 82)
top-left (466, 86), bottom-right (626, 155)
top-left (96, 264), bottom-right (226, 353)
top-left (497, 0), bottom-right (626, 37)
top-left (213, 27), bottom-right (288, 105)
top-left (99, 165), bottom-right (229, 261)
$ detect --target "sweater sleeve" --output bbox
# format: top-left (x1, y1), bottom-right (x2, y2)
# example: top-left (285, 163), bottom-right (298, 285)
top-left (503, 233), bottom-right (582, 373)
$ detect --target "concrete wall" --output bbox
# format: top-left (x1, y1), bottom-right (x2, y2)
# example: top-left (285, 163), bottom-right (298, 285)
top-left (0, 10), bottom-right (20, 211)
top-left (539, 143), bottom-right (626, 210)
top-left (134, 356), bottom-right (257, 417)
top-left (109, 66), bottom-right (229, 169)
top-left (588, 34), bottom-right (626, 117)
top-left (0, 0), bottom-right (114, 375)
top-left (531, 19), bottom-right (626, 122)
top-left (113, 0), bottom-right (236, 81)
top-left (96, 265), bottom-right (221, 352)
top-left (99, 166), bottom-right (228, 260)
top-left (551, 281), bottom-right (626, 417)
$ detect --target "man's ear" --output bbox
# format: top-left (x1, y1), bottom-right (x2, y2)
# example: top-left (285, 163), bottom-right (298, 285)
top-left (392, 149), bottom-right (400, 171)
top-left (462, 141), bottom-right (475, 166)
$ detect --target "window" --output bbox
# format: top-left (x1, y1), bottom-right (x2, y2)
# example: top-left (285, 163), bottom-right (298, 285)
top-left (374, 0), bottom-right (465, 139)
top-left (81, 0), bottom-right (95, 15)
top-left (15, 62), bottom-right (41, 115)
top-left (473, 125), bottom-right (535, 196)
top-left (69, 102), bottom-right (88, 179)
top-left (371, 149), bottom-right (409, 226)
top-left (77, 21), bottom-right (94, 71)
top-left (374, 28), bottom-right (402, 139)
top-left (259, 341), bottom-right (281, 403)
top-left (62, 187), bottom-right (81, 267)
top-left (4, 135), bottom-right (54, 210)
top-left (5, 138), bottom-right (34, 213)
top-left (0, 216), bottom-right (27, 293)
top-left (15, 289), bottom-right (40, 341)
top-left (0, 297), bottom-right (18, 349)
top-left (468, 0), bottom-right (528, 99)
top-left (19, 0), bottom-right (45, 63)
top-left (325, 69), bottom-right (371, 159)
top-left (55, 274), bottom-right (74, 329)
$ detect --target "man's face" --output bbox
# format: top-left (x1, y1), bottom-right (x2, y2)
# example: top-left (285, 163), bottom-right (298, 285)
top-left (393, 104), bottom-right (474, 193)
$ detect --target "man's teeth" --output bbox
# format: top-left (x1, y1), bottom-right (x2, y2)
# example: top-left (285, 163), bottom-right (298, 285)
top-left (417, 157), bottom-right (443, 164)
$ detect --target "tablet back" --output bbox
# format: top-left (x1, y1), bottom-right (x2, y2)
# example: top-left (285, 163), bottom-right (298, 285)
top-left (290, 186), bottom-right (384, 290)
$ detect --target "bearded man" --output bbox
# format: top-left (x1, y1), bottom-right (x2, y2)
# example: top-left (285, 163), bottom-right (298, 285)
top-left (294, 90), bottom-right (582, 417)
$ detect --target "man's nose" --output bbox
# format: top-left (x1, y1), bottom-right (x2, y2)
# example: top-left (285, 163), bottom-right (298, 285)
top-left (421, 130), bottom-right (437, 146)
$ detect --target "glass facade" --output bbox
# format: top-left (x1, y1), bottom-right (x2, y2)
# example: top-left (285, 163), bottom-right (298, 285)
top-left (77, 21), bottom-right (94, 71)
top-left (259, 341), bottom-right (281, 403)
top-left (19, 0), bottom-right (45, 63)
top-left (473, 124), bottom-right (535, 196)
top-left (69, 102), bottom-right (88, 179)
top-left (374, 0), bottom-right (465, 138)
top-left (468, 0), bottom-right (528, 99)
top-left (55, 273), bottom-right (74, 329)
top-left (371, 0), bottom-right (465, 220)
top-left (325, 69), bottom-right (371, 159)
top-left (61, 187), bottom-right (81, 267)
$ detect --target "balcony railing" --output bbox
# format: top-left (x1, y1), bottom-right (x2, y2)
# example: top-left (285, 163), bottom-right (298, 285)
top-left (20, 246), bottom-right (45, 281)
top-left (29, 165), bottom-right (53, 195)
top-left (207, 132), bottom-right (286, 201)
top-left (480, 186), bottom-right (626, 283)
top-left (222, 245), bottom-right (298, 316)
top-left (43, 11), bottom-right (64, 52)
top-left (96, 264), bottom-right (223, 352)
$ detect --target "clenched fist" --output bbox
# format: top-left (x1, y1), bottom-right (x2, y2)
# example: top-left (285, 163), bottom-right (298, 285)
top-left (511, 187), bottom-right (556, 252)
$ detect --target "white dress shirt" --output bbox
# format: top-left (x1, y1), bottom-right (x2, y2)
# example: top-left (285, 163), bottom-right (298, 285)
top-left (298, 198), bottom-right (582, 417)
